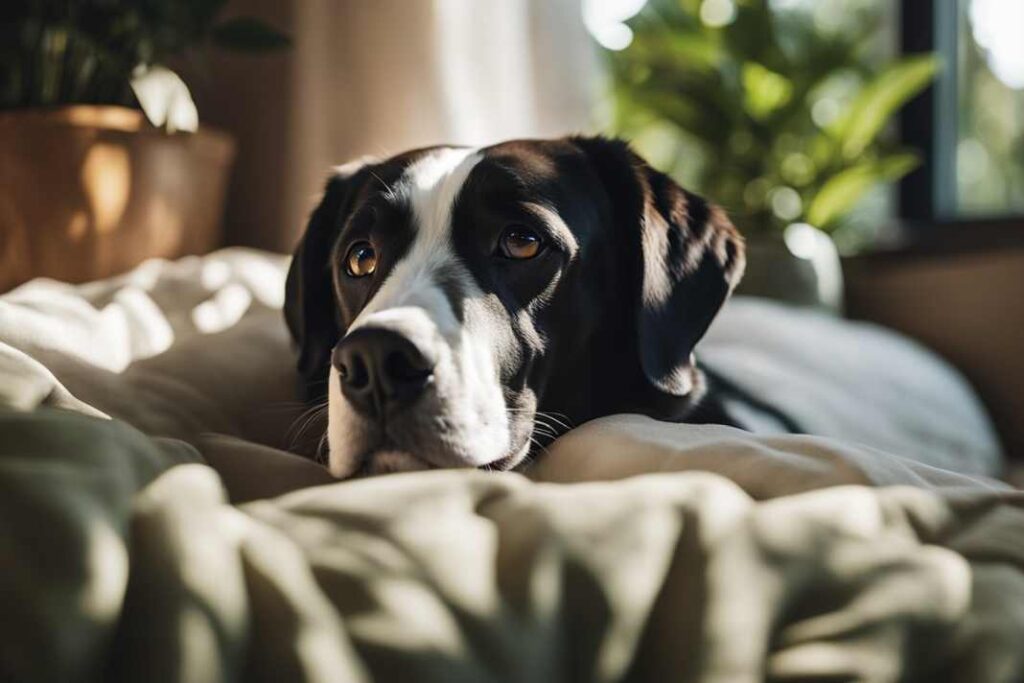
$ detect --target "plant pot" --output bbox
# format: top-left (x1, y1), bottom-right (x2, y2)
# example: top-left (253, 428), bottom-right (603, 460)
top-left (735, 223), bottom-right (844, 312)
top-left (0, 105), bottom-right (235, 292)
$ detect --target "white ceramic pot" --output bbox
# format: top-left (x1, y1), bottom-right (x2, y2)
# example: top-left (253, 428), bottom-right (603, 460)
top-left (735, 223), bottom-right (844, 313)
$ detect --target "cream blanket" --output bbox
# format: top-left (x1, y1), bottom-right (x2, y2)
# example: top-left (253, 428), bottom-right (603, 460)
top-left (1, 250), bottom-right (1021, 682)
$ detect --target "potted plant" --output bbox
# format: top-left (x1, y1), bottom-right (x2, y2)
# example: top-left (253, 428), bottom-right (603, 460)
top-left (0, 1), bottom-right (288, 291)
top-left (607, 0), bottom-right (937, 310)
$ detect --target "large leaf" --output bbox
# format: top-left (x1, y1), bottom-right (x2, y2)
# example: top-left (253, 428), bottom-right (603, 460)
top-left (831, 54), bottom-right (939, 159)
top-left (742, 62), bottom-right (792, 120)
top-left (873, 153), bottom-right (921, 180)
top-left (806, 153), bottom-right (919, 228)
top-left (211, 17), bottom-right (290, 52)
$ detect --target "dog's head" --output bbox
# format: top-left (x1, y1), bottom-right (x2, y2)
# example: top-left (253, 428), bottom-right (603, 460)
top-left (285, 136), bottom-right (744, 477)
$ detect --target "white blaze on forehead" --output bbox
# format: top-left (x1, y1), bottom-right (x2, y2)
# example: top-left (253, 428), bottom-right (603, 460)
top-left (349, 147), bottom-right (482, 335)
top-left (406, 146), bottom-right (480, 238)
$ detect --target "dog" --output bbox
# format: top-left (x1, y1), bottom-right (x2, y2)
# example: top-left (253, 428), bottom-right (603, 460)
top-left (284, 136), bottom-right (745, 477)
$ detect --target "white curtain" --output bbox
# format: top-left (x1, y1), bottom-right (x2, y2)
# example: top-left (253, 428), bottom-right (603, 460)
top-left (201, 0), bottom-right (600, 252)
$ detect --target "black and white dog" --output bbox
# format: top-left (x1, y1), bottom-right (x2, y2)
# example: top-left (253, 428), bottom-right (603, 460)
top-left (285, 136), bottom-right (745, 477)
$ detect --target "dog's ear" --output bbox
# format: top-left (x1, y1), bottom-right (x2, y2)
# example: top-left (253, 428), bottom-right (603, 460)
top-left (572, 136), bottom-right (745, 397)
top-left (284, 160), bottom-right (374, 398)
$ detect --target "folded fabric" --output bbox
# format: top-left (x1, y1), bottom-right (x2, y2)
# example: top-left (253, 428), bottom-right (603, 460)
top-left (0, 249), bottom-right (303, 447)
top-left (2, 408), bottom-right (1023, 682)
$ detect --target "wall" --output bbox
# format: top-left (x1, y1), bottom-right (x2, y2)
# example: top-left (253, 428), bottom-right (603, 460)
top-left (192, 0), bottom-right (599, 254)
top-left (846, 247), bottom-right (1024, 461)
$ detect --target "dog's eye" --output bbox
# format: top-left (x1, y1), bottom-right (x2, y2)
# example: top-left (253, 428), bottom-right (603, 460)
top-left (497, 226), bottom-right (544, 260)
top-left (344, 241), bottom-right (378, 278)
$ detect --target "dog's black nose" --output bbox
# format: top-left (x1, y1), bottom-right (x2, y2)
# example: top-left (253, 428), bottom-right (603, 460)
top-left (333, 328), bottom-right (435, 418)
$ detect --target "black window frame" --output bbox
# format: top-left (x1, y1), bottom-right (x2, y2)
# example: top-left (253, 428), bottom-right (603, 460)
top-left (897, 0), bottom-right (1024, 238)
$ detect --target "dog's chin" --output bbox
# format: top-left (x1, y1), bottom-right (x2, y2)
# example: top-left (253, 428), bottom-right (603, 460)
top-left (338, 438), bottom-right (533, 479)
top-left (353, 449), bottom-right (433, 477)
top-left (487, 439), bottom-right (533, 472)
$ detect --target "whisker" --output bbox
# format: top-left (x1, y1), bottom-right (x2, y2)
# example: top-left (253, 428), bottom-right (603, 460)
top-left (292, 412), bottom-right (327, 445)
top-left (503, 408), bottom-right (575, 431)
top-left (536, 411), bottom-right (574, 432)
top-left (286, 402), bottom-right (326, 434)
top-left (316, 432), bottom-right (330, 465)
top-left (531, 416), bottom-right (563, 439)
top-left (285, 401), bottom-right (329, 449)
top-left (503, 408), bottom-right (573, 457)
top-left (532, 425), bottom-right (558, 440)
top-left (520, 435), bottom-right (549, 473)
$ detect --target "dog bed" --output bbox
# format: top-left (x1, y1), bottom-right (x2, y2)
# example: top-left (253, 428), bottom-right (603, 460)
top-left (1, 250), bottom-right (1021, 682)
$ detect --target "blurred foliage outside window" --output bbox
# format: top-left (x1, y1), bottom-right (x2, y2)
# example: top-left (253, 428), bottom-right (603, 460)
top-left (956, 0), bottom-right (1024, 217)
top-left (0, 1), bottom-right (289, 130)
top-left (607, 0), bottom-right (937, 253)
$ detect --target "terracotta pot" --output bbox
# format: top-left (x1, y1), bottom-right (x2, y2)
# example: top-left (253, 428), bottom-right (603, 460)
top-left (0, 105), bottom-right (235, 291)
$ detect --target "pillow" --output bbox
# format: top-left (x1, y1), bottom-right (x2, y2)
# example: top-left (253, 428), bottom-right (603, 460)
top-left (0, 249), bottom-right (305, 449)
top-left (701, 298), bottom-right (1002, 476)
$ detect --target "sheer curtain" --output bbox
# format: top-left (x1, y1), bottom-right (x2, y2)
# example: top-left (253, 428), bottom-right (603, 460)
top-left (201, 0), bottom-right (599, 252)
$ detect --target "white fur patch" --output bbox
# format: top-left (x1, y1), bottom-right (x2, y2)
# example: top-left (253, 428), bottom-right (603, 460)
top-left (327, 365), bottom-right (364, 478)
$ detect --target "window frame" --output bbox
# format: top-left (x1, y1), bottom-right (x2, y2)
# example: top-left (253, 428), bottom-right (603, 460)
top-left (897, 0), bottom-right (1024, 236)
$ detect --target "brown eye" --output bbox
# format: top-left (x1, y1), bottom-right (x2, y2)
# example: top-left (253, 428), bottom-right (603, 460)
top-left (345, 241), bottom-right (378, 278)
top-left (498, 226), bottom-right (544, 260)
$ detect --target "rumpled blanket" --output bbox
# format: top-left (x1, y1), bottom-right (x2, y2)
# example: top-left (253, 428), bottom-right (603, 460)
top-left (1, 250), bottom-right (1021, 682)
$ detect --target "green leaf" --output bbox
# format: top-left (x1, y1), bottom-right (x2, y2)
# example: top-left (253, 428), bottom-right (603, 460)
top-left (210, 17), bottom-right (290, 51)
top-left (874, 152), bottom-right (921, 180)
top-left (831, 54), bottom-right (939, 159)
top-left (806, 153), bottom-right (919, 228)
top-left (742, 62), bottom-right (792, 120)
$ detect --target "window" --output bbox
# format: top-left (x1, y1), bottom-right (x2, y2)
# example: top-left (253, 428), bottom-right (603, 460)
top-left (901, 0), bottom-right (1024, 221)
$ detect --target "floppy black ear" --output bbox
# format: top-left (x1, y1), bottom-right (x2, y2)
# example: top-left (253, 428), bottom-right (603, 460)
top-left (284, 162), bottom-right (373, 399)
top-left (572, 136), bottom-right (745, 397)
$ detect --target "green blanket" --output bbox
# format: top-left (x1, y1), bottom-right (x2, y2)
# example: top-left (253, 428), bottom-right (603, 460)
top-left (3, 408), bottom-right (1024, 682)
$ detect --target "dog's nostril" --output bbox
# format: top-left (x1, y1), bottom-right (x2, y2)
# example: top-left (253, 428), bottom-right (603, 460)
top-left (384, 350), bottom-right (432, 384)
top-left (345, 355), bottom-right (370, 390)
